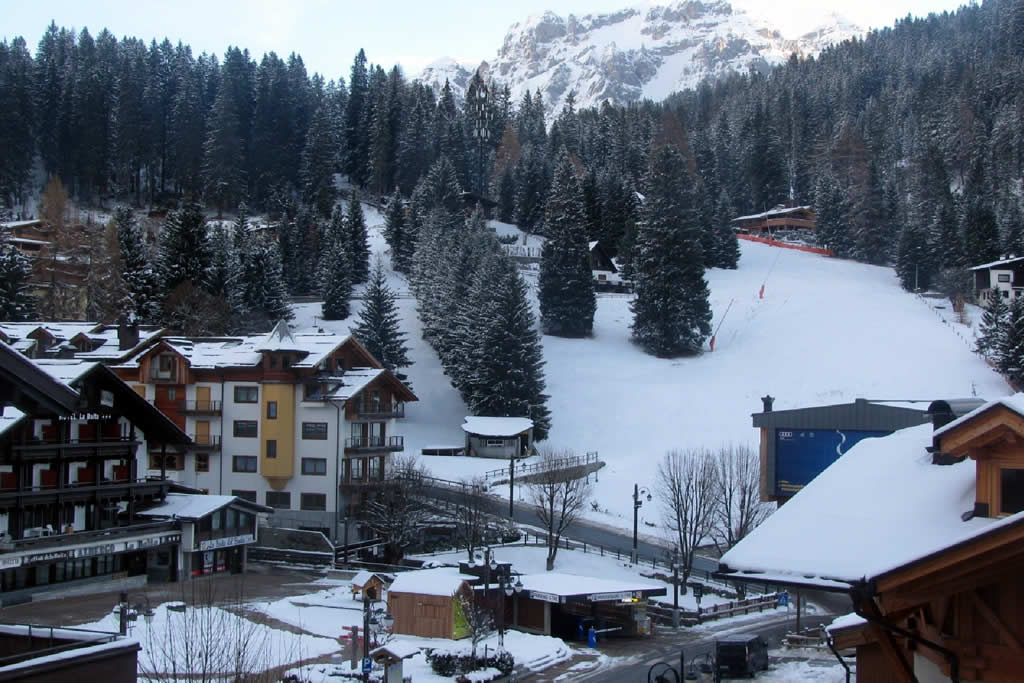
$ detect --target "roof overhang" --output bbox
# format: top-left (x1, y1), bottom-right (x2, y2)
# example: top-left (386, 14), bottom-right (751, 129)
top-left (935, 403), bottom-right (1024, 457)
top-left (0, 341), bottom-right (81, 415)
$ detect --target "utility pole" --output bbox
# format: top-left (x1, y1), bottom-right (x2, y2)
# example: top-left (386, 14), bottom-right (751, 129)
top-left (508, 455), bottom-right (515, 518)
top-left (362, 594), bottom-right (371, 682)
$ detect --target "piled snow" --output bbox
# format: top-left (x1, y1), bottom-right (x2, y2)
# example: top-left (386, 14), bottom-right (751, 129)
top-left (388, 567), bottom-right (475, 597)
top-left (295, 205), bottom-right (1010, 537)
top-left (827, 612), bottom-right (867, 633)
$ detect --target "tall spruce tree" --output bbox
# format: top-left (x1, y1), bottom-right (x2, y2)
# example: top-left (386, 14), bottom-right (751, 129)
top-left (977, 294), bottom-right (1009, 363)
top-left (241, 237), bottom-right (292, 330)
top-left (320, 236), bottom-right (351, 321)
top-left (464, 254), bottom-right (551, 440)
top-left (538, 152), bottom-right (596, 337)
top-left (114, 206), bottom-right (162, 322)
top-left (352, 258), bottom-right (410, 370)
top-left (158, 202), bottom-right (210, 294)
top-left (631, 145), bottom-right (712, 357)
top-left (0, 233), bottom-right (36, 320)
top-left (999, 295), bottom-right (1024, 385)
top-left (345, 192), bottom-right (370, 283)
top-left (384, 189), bottom-right (413, 273)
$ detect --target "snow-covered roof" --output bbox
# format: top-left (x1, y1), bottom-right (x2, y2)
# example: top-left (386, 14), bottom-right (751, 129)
top-left (968, 255), bottom-right (1024, 271)
top-left (74, 326), bottom-right (164, 360)
top-left (518, 572), bottom-right (665, 598)
top-left (351, 570), bottom-right (386, 587)
top-left (387, 568), bottom-right (474, 597)
top-left (320, 368), bottom-right (387, 401)
top-left (461, 417), bottom-right (534, 437)
top-left (933, 394), bottom-right (1024, 439)
top-left (732, 205), bottom-right (813, 222)
top-left (826, 613), bottom-right (867, 634)
top-left (136, 493), bottom-right (267, 520)
top-left (720, 422), bottom-right (1024, 587)
top-left (0, 406), bottom-right (26, 437)
top-left (371, 641), bottom-right (420, 661)
top-left (124, 326), bottom-right (356, 371)
top-left (0, 322), bottom-right (99, 343)
top-left (32, 359), bottom-right (98, 387)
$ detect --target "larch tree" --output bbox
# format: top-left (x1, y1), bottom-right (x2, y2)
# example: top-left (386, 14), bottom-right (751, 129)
top-left (351, 258), bottom-right (410, 370)
top-left (538, 151), bottom-right (596, 337)
top-left (630, 145), bottom-right (712, 357)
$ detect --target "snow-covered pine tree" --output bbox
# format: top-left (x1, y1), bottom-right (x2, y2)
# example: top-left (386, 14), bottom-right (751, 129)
top-left (464, 253), bottom-right (551, 441)
top-left (814, 170), bottom-right (850, 257)
top-left (320, 235), bottom-right (351, 321)
top-left (206, 223), bottom-right (245, 331)
top-left (202, 86), bottom-right (245, 217)
top-left (300, 102), bottom-right (338, 218)
top-left (317, 205), bottom-right (347, 291)
top-left (0, 232), bottom-right (36, 321)
top-left (999, 295), bottom-right (1024, 385)
top-left (158, 202), bottom-right (210, 295)
top-left (630, 145), bottom-right (712, 357)
top-left (241, 237), bottom-right (293, 331)
top-left (977, 294), bottom-right (1009, 363)
top-left (538, 151), bottom-right (596, 337)
top-left (384, 189), bottom-right (412, 273)
top-left (345, 192), bottom-right (370, 284)
top-left (114, 206), bottom-right (162, 322)
top-left (352, 258), bottom-right (410, 370)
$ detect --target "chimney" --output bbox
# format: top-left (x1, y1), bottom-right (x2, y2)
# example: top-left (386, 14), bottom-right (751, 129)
top-left (761, 395), bottom-right (774, 413)
top-left (118, 315), bottom-right (139, 351)
top-left (928, 401), bottom-right (956, 431)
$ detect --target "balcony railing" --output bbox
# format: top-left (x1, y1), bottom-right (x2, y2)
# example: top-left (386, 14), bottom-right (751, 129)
top-left (353, 402), bottom-right (405, 418)
top-left (344, 435), bottom-right (404, 453)
top-left (339, 475), bottom-right (386, 488)
top-left (12, 439), bottom-right (137, 461)
top-left (148, 368), bottom-right (178, 382)
top-left (0, 478), bottom-right (169, 505)
top-left (188, 434), bottom-right (221, 451)
top-left (179, 400), bottom-right (222, 415)
top-left (0, 519), bottom-right (176, 552)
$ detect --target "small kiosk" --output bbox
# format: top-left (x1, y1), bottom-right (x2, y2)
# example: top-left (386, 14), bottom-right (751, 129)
top-left (461, 417), bottom-right (533, 459)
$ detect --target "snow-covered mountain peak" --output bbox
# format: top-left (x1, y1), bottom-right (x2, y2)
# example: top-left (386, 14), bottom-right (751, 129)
top-left (415, 0), bottom-right (863, 116)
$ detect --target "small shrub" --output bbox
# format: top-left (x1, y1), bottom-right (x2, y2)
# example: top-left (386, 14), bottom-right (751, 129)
top-left (426, 650), bottom-right (515, 677)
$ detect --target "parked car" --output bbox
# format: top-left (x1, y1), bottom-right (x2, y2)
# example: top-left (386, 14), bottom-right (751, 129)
top-left (716, 633), bottom-right (769, 678)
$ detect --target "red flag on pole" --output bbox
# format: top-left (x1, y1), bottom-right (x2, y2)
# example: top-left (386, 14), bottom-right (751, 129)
top-left (759, 284), bottom-right (765, 299)
top-left (710, 335), bottom-right (716, 352)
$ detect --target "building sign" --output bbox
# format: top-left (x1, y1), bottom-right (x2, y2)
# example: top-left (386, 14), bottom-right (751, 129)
top-left (587, 591), bottom-right (637, 602)
top-left (0, 557), bottom-right (23, 569)
top-left (530, 591), bottom-right (561, 604)
top-left (199, 534), bottom-right (255, 551)
top-left (17, 532), bottom-right (180, 566)
top-left (775, 429), bottom-right (889, 495)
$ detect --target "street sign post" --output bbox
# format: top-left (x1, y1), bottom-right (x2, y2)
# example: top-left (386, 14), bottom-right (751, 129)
top-left (362, 656), bottom-right (372, 674)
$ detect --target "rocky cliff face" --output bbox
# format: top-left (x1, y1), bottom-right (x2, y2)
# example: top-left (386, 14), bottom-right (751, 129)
top-left (416, 1), bottom-right (862, 116)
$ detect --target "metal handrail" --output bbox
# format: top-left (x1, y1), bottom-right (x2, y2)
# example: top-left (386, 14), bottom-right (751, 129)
top-left (3, 520), bottom-right (176, 551)
top-left (344, 435), bottom-right (404, 450)
top-left (179, 400), bottom-right (222, 412)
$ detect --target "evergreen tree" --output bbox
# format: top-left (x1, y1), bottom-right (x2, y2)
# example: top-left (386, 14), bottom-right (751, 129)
top-left (202, 86), bottom-right (245, 216)
top-left (538, 152), bottom-right (596, 337)
top-left (300, 103), bottom-right (338, 218)
top-left (320, 236), bottom-right (351, 320)
top-left (352, 258), bottom-right (410, 370)
top-left (814, 170), bottom-right (851, 256)
top-left (977, 294), bottom-right (1008, 362)
top-left (241, 237), bottom-right (292, 330)
top-left (343, 49), bottom-right (369, 186)
top-left (345, 192), bottom-right (370, 283)
top-left (206, 223), bottom-right (245, 330)
top-left (114, 206), bottom-right (161, 322)
top-left (0, 233), bottom-right (36, 320)
top-left (631, 146), bottom-right (712, 357)
top-left (464, 255), bottom-right (551, 440)
top-left (384, 189), bottom-right (413, 273)
top-left (158, 202), bottom-right (210, 294)
top-left (999, 295), bottom-right (1024, 385)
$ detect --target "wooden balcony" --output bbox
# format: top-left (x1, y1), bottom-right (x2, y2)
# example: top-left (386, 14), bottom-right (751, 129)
top-left (179, 400), bottom-right (222, 415)
top-left (344, 436), bottom-right (403, 454)
top-left (338, 475), bottom-right (386, 489)
top-left (0, 518), bottom-right (176, 551)
top-left (0, 477), bottom-right (169, 506)
top-left (353, 402), bottom-right (405, 419)
top-left (148, 368), bottom-right (179, 383)
top-left (11, 439), bottom-right (138, 462)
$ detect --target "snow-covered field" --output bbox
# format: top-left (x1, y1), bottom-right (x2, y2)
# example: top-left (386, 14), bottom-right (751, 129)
top-left (293, 205), bottom-right (1010, 538)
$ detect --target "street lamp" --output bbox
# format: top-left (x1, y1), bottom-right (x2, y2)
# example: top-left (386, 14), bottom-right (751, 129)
top-left (501, 573), bottom-right (524, 649)
top-left (632, 484), bottom-right (652, 564)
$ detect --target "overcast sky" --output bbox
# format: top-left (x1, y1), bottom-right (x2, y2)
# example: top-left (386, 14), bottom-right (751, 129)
top-left (3, 0), bottom-right (970, 79)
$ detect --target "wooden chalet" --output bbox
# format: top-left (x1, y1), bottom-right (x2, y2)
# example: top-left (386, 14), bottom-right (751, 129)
top-left (387, 568), bottom-right (474, 639)
top-left (969, 255), bottom-right (1024, 308)
top-left (731, 205), bottom-right (816, 235)
top-left (720, 395), bottom-right (1024, 682)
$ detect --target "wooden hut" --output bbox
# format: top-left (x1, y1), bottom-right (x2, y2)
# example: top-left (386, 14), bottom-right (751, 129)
top-left (350, 570), bottom-right (388, 600)
top-left (387, 568), bottom-right (474, 639)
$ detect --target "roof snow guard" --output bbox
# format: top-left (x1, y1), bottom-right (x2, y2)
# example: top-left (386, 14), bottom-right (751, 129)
top-left (461, 416), bottom-right (534, 437)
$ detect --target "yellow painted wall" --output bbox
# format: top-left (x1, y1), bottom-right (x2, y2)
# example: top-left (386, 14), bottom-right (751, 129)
top-left (261, 383), bottom-right (295, 485)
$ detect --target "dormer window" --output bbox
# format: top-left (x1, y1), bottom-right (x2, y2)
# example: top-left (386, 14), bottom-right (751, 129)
top-left (151, 353), bottom-right (177, 380)
top-left (1001, 469), bottom-right (1024, 515)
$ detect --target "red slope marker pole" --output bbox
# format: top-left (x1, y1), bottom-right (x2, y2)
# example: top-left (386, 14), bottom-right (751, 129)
top-left (709, 298), bottom-right (735, 352)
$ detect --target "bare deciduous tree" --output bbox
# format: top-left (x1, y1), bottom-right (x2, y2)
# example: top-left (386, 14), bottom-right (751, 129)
top-left (458, 592), bottom-right (495, 659)
top-left (138, 580), bottom-right (305, 682)
top-left (451, 476), bottom-right (490, 561)
top-left (363, 456), bottom-right (431, 563)
top-left (711, 443), bottom-right (773, 555)
top-left (529, 448), bottom-right (593, 570)
top-left (656, 448), bottom-right (717, 589)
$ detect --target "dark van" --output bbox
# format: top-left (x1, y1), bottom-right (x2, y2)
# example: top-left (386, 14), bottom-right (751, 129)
top-left (716, 633), bottom-right (769, 678)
